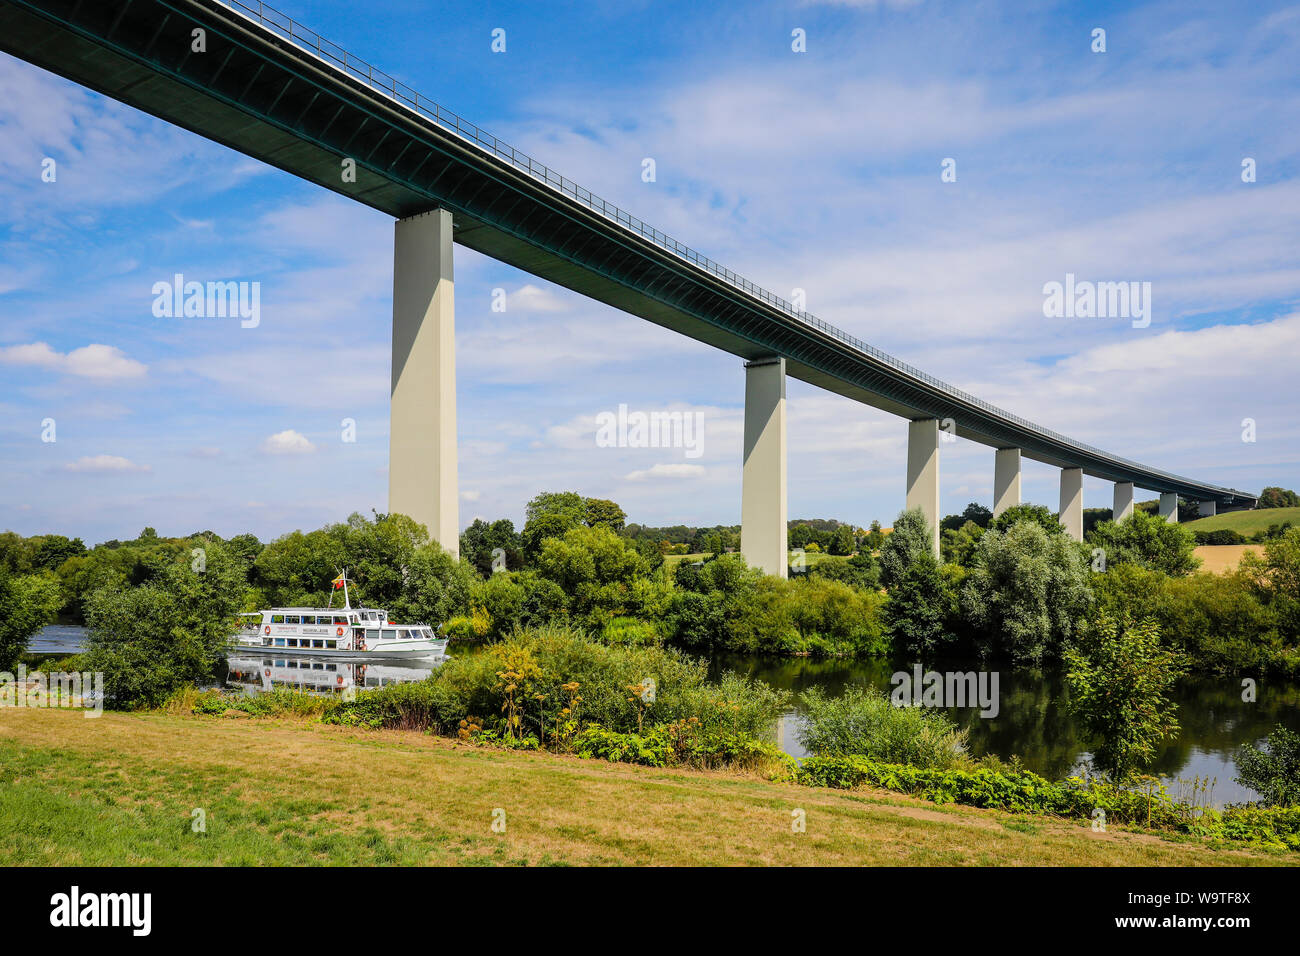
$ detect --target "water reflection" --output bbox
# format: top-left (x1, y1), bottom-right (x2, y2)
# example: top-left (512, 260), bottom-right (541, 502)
top-left (709, 653), bottom-right (1300, 806)
top-left (223, 654), bottom-right (438, 697)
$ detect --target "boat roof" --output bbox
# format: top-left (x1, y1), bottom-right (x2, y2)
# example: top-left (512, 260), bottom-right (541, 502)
top-left (262, 607), bottom-right (386, 613)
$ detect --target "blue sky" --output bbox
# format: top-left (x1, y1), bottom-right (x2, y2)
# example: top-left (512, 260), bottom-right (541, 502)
top-left (1, 0), bottom-right (1298, 544)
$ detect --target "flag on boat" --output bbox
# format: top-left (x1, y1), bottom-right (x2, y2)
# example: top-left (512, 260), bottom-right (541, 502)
top-left (332, 573), bottom-right (346, 590)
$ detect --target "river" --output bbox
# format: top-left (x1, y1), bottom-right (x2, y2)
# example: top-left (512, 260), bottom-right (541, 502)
top-left (32, 625), bottom-right (1299, 806)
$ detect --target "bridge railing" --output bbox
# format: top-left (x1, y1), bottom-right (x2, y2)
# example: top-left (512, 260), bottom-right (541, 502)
top-left (213, 0), bottom-right (1244, 499)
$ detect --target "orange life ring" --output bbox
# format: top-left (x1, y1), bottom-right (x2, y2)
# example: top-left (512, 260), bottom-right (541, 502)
top-left (264, 625), bottom-right (271, 634)
top-left (336, 626), bottom-right (345, 637)
top-left (337, 676), bottom-right (344, 685)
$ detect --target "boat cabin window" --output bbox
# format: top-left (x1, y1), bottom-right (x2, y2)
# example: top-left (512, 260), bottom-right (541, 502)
top-left (366, 629), bottom-right (379, 641)
top-left (381, 629), bottom-right (397, 641)
top-left (284, 615), bottom-right (299, 624)
top-left (327, 641), bottom-right (337, 649)
top-left (271, 614), bottom-right (284, 624)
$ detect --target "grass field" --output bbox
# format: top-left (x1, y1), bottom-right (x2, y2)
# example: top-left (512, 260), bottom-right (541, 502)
top-left (0, 709), bottom-right (1290, 866)
top-left (1194, 545), bottom-right (1264, 574)
top-left (1184, 506), bottom-right (1300, 535)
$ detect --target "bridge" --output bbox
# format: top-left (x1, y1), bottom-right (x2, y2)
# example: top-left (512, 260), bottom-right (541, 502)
top-left (0, 0), bottom-right (1259, 572)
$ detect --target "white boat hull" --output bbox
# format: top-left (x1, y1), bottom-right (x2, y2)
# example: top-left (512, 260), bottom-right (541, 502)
top-left (230, 635), bottom-right (447, 660)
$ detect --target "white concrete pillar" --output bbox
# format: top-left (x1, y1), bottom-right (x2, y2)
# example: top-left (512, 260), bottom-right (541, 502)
top-left (390, 208), bottom-right (459, 558)
top-left (906, 418), bottom-right (941, 557)
top-left (1159, 492), bottom-right (1179, 523)
top-left (993, 447), bottom-right (1021, 517)
top-left (741, 357), bottom-right (787, 578)
top-left (1113, 482), bottom-right (1135, 523)
top-left (1059, 467), bottom-right (1083, 540)
top-left (1198, 500), bottom-right (1217, 518)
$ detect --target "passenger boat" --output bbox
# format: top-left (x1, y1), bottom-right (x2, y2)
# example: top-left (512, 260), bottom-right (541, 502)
top-left (232, 572), bottom-right (447, 659)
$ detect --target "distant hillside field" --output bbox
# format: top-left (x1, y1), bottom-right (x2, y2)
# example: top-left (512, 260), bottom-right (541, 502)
top-left (1183, 506), bottom-right (1300, 535)
top-left (1194, 545), bottom-right (1263, 574)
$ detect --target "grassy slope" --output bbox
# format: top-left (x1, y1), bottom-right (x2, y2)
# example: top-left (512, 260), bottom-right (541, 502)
top-left (0, 710), bottom-right (1289, 866)
top-left (1184, 506), bottom-right (1300, 535)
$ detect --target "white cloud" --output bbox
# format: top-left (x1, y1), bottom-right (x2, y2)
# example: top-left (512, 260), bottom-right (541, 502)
top-left (624, 463), bottom-right (708, 481)
top-left (64, 455), bottom-right (150, 474)
top-left (261, 430), bottom-right (316, 455)
top-left (0, 342), bottom-right (146, 381)
top-left (509, 283), bottom-right (570, 313)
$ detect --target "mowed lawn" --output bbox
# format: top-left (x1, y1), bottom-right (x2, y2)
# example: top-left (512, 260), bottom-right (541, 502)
top-left (0, 709), bottom-right (1291, 867)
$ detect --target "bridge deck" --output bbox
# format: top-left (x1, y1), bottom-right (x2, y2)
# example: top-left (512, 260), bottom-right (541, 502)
top-left (0, 0), bottom-right (1257, 505)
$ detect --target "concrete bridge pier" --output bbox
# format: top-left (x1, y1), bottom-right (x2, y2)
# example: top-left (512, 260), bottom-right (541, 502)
top-left (1198, 500), bottom-right (1217, 518)
top-left (993, 447), bottom-right (1021, 517)
top-left (1113, 481), bottom-right (1135, 523)
top-left (1159, 492), bottom-right (1179, 523)
top-left (1059, 467), bottom-right (1084, 540)
top-left (906, 418), bottom-right (941, 557)
top-left (741, 357), bottom-right (788, 577)
top-left (389, 208), bottom-right (460, 559)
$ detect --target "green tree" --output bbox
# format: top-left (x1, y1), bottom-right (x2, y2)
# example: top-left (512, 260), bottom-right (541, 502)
top-left (583, 498), bottom-right (627, 531)
top-left (390, 543), bottom-right (477, 628)
top-left (1259, 487), bottom-right (1300, 509)
top-left (1063, 617), bottom-right (1187, 779)
top-left (961, 520), bottom-right (1093, 664)
top-left (883, 550), bottom-right (952, 658)
top-left (84, 539), bottom-right (247, 708)
top-left (533, 525), bottom-right (650, 628)
top-left (1235, 725), bottom-right (1300, 806)
top-left (940, 520), bottom-right (984, 567)
top-left (989, 503), bottom-right (1064, 537)
top-left (0, 569), bottom-right (62, 670)
top-left (1088, 509), bottom-right (1200, 577)
top-left (828, 525), bottom-right (856, 556)
top-left (878, 508), bottom-right (933, 590)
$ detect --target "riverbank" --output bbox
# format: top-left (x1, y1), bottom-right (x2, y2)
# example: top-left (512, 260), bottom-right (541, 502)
top-left (0, 709), bottom-right (1290, 866)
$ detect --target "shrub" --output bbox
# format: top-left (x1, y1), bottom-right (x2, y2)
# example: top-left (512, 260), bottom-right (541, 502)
top-left (961, 520), bottom-right (1093, 664)
top-left (327, 626), bottom-right (790, 747)
top-left (882, 551), bottom-right (953, 658)
top-left (878, 509), bottom-right (933, 590)
top-left (84, 538), bottom-right (246, 709)
top-left (1087, 510), bottom-right (1201, 577)
top-left (0, 569), bottom-right (62, 671)
top-left (797, 685), bottom-right (968, 769)
top-left (1235, 725), bottom-right (1300, 807)
top-left (1064, 617), bottom-right (1187, 779)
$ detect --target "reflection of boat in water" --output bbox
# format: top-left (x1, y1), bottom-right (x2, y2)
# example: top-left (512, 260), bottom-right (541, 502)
top-left (226, 654), bottom-right (437, 697)
top-left (231, 572), bottom-right (447, 660)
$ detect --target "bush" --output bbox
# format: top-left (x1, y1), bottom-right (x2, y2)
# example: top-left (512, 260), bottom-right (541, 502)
top-left (84, 538), bottom-right (246, 709)
top-left (796, 685), bottom-right (968, 769)
top-left (1090, 564), bottom-right (1293, 677)
top-left (794, 755), bottom-right (1300, 849)
top-left (961, 520), bottom-right (1093, 664)
top-left (1064, 617), bottom-right (1187, 779)
top-left (1087, 510), bottom-right (1201, 577)
top-left (882, 551), bottom-right (954, 658)
top-left (878, 509), bottom-right (933, 590)
top-left (1235, 725), bottom-right (1300, 807)
top-left (327, 626), bottom-right (791, 748)
top-left (574, 721), bottom-right (793, 773)
top-left (0, 569), bottom-right (62, 671)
